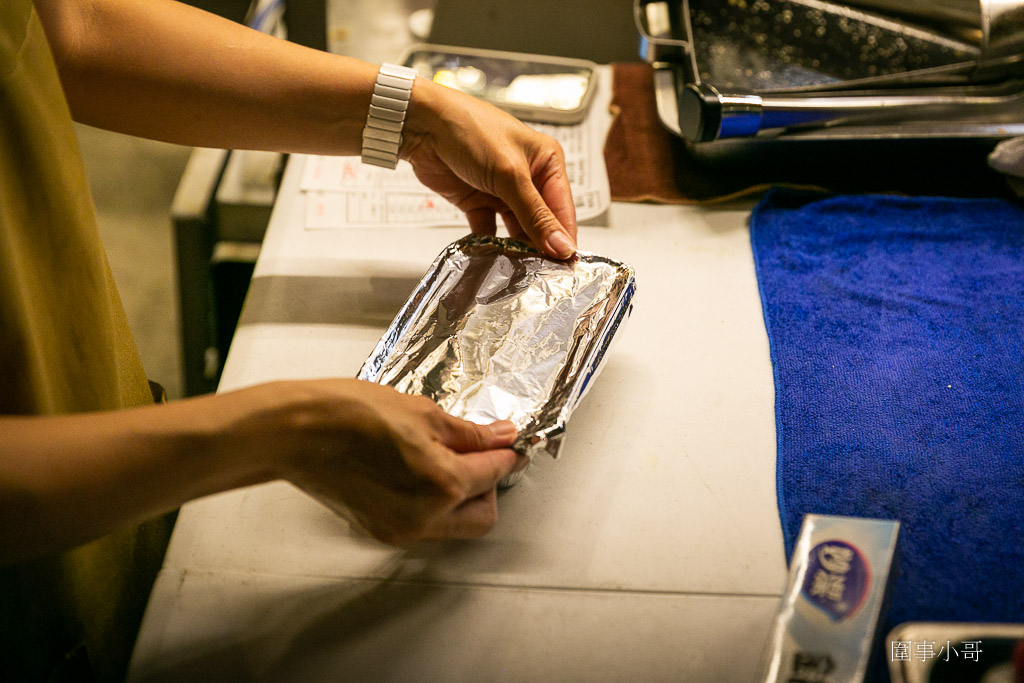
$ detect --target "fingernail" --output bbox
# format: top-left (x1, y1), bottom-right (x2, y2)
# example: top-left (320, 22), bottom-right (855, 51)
top-left (512, 455), bottom-right (530, 473)
top-left (489, 420), bottom-right (518, 440)
top-left (546, 230), bottom-right (576, 259)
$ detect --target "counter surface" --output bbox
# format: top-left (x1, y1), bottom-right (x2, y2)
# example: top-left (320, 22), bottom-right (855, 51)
top-left (129, 70), bottom-right (786, 682)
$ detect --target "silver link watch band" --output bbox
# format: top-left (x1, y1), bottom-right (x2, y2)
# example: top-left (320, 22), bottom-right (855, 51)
top-left (361, 63), bottom-right (417, 169)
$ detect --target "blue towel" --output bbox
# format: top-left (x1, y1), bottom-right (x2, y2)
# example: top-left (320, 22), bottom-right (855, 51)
top-left (751, 190), bottom-right (1024, 626)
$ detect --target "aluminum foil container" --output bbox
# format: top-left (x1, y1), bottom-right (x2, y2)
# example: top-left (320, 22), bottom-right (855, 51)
top-left (357, 234), bottom-right (636, 486)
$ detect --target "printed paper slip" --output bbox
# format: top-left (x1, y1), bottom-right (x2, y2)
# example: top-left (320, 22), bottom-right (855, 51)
top-left (301, 118), bottom-right (610, 229)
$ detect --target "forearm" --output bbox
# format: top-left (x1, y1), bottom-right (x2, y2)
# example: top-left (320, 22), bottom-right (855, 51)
top-left (33, 0), bottom-right (577, 256)
top-left (0, 385), bottom-right (289, 566)
top-left (34, 0), bottom-right (381, 153)
top-left (0, 375), bottom-right (523, 563)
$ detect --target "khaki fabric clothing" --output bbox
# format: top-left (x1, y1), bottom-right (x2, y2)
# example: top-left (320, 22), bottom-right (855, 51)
top-left (1, 2), bottom-right (174, 681)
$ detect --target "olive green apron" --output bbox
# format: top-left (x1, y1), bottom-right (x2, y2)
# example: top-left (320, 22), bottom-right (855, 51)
top-left (1, 3), bottom-right (174, 680)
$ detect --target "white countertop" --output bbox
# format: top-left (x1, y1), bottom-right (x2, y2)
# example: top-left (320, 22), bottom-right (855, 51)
top-left (129, 72), bottom-right (787, 682)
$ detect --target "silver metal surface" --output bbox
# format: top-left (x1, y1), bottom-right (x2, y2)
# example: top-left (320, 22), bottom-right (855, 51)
top-left (358, 235), bottom-right (636, 485)
top-left (653, 67), bottom-right (684, 136)
top-left (685, 0), bottom-right (980, 93)
top-left (638, 0), bottom-right (1024, 141)
top-left (844, 0), bottom-right (982, 28)
top-left (717, 89), bottom-right (766, 138)
top-left (711, 80), bottom-right (1024, 139)
top-left (635, 0), bottom-right (694, 68)
top-left (657, 67), bottom-right (1024, 140)
top-left (983, 0), bottom-right (1024, 60)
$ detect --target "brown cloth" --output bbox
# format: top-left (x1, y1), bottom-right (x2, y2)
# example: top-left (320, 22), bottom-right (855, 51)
top-left (603, 62), bottom-right (1011, 203)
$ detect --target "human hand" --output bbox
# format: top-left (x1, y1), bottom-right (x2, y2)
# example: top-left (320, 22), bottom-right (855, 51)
top-left (402, 78), bottom-right (578, 259)
top-left (268, 380), bottom-right (526, 544)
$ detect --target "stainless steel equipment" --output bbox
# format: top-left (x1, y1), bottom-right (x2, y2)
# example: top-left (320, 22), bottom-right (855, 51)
top-left (637, 0), bottom-right (1024, 141)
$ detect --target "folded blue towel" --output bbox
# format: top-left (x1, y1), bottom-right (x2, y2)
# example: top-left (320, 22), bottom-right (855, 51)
top-left (751, 190), bottom-right (1024, 626)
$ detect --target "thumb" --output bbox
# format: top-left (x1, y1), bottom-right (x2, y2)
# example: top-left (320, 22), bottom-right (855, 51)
top-left (441, 416), bottom-right (518, 453)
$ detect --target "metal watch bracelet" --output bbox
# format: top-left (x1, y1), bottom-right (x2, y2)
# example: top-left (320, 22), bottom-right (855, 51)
top-left (361, 63), bottom-right (417, 169)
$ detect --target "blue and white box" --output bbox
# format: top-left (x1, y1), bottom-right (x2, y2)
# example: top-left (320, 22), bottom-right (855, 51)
top-left (760, 514), bottom-right (901, 683)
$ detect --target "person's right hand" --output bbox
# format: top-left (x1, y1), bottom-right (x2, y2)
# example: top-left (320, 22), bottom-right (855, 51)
top-left (401, 77), bottom-right (578, 260)
top-left (253, 380), bottom-right (526, 544)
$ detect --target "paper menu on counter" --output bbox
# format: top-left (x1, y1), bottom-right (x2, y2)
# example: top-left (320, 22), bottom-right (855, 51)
top-left (300, 117), bottom-right (610, 229)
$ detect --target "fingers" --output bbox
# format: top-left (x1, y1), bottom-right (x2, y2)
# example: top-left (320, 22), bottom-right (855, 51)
top-left (435, 449), bottom-right (527, 538)
top-left (443, 490), bottom-right (499, 538)
top-left (404, 85), bottom-right (576, 256)
top-left (499, 210), bottom-right (529, 243)
top-left (534, 155), bottom-right (577, 243)
top-left (439, 414), bottom-right (518, 452)
top-left (290, 381), bottom-right (530, 545)
top-left (501, 169), bottom-right (576, 260)
top-left (377, 446), bottom-right (518, 542)
top-left (465, 207), bottom-right (497, 235)
top-left (455, 447), bottom-right (520, 498)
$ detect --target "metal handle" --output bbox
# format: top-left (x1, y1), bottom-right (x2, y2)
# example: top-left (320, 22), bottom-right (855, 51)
top-left (633, 0), bottom-right (690, 64)
top-left (683, 81), bottom-right (1024, 141)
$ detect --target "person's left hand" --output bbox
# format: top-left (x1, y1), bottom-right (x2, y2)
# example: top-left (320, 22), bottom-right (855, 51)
top-left (402, 79), bottom-right (578, 259)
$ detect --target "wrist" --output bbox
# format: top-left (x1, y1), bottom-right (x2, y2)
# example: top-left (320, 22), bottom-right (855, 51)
top-left (221, 380), bottom-right (372, 488)
top-left (361, 64), bottom-right (418, 168)
top-left (208, 382), bottom-right (316, 485)
top-left (400, 76), bottom-right (449, 158)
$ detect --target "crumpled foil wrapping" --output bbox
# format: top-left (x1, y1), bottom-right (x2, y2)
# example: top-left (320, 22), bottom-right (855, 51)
top-left (358, 235), bottom-right (636, 485)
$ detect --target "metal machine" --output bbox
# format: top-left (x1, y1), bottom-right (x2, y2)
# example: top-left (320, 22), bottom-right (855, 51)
top-left (637, 0), bottom-right (1024, 141)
